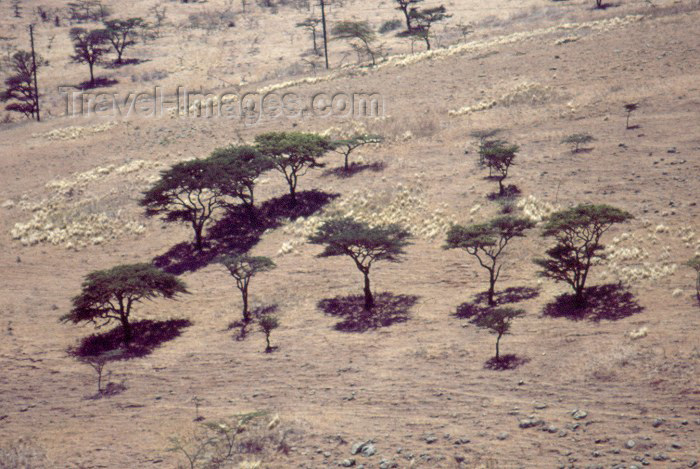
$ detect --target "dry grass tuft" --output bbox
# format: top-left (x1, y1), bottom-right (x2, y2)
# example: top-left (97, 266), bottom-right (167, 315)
top-left (279, 179), bottom-right (455, 255)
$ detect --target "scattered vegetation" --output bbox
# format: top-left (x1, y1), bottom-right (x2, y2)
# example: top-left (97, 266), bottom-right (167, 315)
top-left (62, 263), bottom-right (188, 343)
top-left (685, 255), bottom-right (700, 301)
top-left (167, 411), bottom-right (295, 469)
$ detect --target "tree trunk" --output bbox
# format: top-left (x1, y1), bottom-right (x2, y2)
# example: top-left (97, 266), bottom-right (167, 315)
top-left (363, 272), bottom-right (374, 309)
top-left (288, 181), bottom-right (297, 206)
top-left (488, 269), bottom-right (496, 306)
top-left (498, 177), bottom-right (505, 195)
top-left (241, 286), bottom-right (249, 323)
top-left (120, 316), bottom-right (132, 343)
top-left (626, 112), bottom-right (631, 129)
top-left (495, 333), bottom-right (502, 360)
top-left (424, 36), bottom-right (431, 50)
top-left (265, 333), bottom-right (272, 353)
top-left (193, 222), bottom-right (204, 251)
top-left (402, 9), bottom-right (411, 31)
top-left (344, 152), bottom-right (350, 171)
top-left (88, 62), bottom-right (95, 85)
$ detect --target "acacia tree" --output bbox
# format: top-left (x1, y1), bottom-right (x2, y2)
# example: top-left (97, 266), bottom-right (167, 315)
top-left (445, 216), bottom-right (535, 306)
top-left (0, 51), bottom-right (45, 120)
top-left (534, 204), bottom-right (634, 305)
top-left (62, 263), bottom-right (188, 343)
top-left (332, 133), bottom-right (383, 171)
top-left (69, 27), bottom-right (109, 85)
top-left (685, 255), bottom-right (700, 301)
top-left (209, 145), bottom-right (273, 214)
top-left (404, 5), bottom-right (452, 50)
top-left (393, 0), bottom-right (424, 31)
top-left (140, 159), bottom-right (233, 251)
top-left (309, 217), bottom-right (412, 309)
top-left (254, 132), bottom-right (333, 205)
top-left (561, 133), bottom-right (595, 153)
top-left (479, 139), bottom-right (519, 197)
top-left (217, 255), bottom-right (276, 324)
top-left (624, 103), bottom-right (639, 129)
top-left (258, 313), bottom-right (279, 353)
top-left (473, 307), bottom-right (525, 361)
top-left (102, 17), bottom-right (146, 64)
top-left (297, 17), bottom-right (321, 55)
top-left (332, 21), bottom-right (381, 66)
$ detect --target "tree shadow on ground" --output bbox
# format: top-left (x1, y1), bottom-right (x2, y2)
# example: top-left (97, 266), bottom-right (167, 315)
top-left (153, 190), bottom-right (339, 275)
top-left (68, 319), bottom-right (192, 361)
top-left (542, 283), bottom-right (644, 321)
top-left (473, 286), bottom-right (540, 307)
top-left (103, 58), bottom-right (146, 69)
top-left (227, 304), bottom-right (278, 341)
top-left (317, 292), bottom-right (419, 332)
top-left (76, 77), bottom-right (119, 90)
top-left (455, 286), bottom-right (539, 320)
top-left (484, 354), bottom-right (529, 371)
top-left (322, 162), bottom-right (386, 178)
top-left (486, 184), bottom-right (521, 201)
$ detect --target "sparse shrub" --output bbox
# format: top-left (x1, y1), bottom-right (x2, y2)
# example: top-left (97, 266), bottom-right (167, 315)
top-left (62, 263), bottom-right (188, 343)
top-left (217, 255), bottom-right (276, 325)
top-left (309, 217), bottom-right (412, 309)
top-left (473, 307), bottom-right (525, 361)
top-left (78, 349), bottom-right (122, 395)
top-left (534, 204), bottom-right (634, 305)
top-left (258, 313), bottom-right (279, 353)
top-left (445, 216), bottom-right (534, 305)
top-left (379, 19), bottom-right (402, 34)
top-left (479, 139), bottom-right (519, 198)
top-left (331, 133), bottom-right (383, 171)
top-left (254, 132), bottom-right (333, 206)
top-left (0, 438), bottom-right (50, 468)
top-left (167, 411), bottom-right (295, 468)
top-left (67, 0), bottom-right (110, 23)
top-left (561, 133), bottom-right (595, 153)
top-left (624, 102), bottom-right (639, 129)
top-left (187, 9), bottom-right (236, 31)
top-left (685, 255), bottom-right (700, 301)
